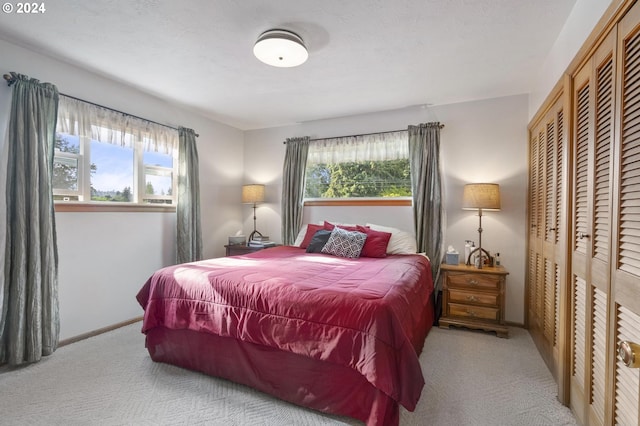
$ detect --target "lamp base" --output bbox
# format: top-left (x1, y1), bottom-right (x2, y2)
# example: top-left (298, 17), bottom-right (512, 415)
top-left (467, 247), bottom-right (491, 268)
top-left (248, 230), bottom-right (263, 242)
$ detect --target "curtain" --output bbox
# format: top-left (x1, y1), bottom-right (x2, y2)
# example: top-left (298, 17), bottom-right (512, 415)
top-left (409, 122), bottom-right (444, 289)
top-left (176, 127), bottom-right (202, 264)
top-left (307, 131), bottom-right (407, 165)
top-left (281, 137), bottom-right (310, 245)
top-left (57, 95), bottom-right (177, 154)
top-left (1, 73), bottom-right (60, 366)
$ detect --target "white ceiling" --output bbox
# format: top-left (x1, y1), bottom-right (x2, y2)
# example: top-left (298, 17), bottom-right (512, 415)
top-left (0, 0), bottom-right (577, 130)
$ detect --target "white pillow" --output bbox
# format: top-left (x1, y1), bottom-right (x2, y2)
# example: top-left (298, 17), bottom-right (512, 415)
top-left (365, 223), bottom-right (417, 254)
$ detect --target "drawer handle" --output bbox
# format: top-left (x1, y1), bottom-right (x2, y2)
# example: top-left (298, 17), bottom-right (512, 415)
top-left (466, 309), bottom-right (477, 317)
top-left (466, 295), bottom-right (479, 302)
top-left (467, 279), bottom-right (479, 286)
top-left (619, 341), bottom-right (640, 368)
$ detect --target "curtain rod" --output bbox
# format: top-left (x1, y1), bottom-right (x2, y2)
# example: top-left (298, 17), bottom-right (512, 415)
top-left (283, 124), bottom-right (444, 144)
top-left (3, 72), bottom-right (199, 137)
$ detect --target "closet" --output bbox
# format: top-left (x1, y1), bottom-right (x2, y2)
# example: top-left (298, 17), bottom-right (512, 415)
top-left (527, 0), bottom-right (640, 424)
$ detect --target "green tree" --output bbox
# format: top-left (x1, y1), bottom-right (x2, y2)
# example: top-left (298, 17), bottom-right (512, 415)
top-left (146, 181), bottom-right (155, 195)
top-left (305, 159), bottom-right (411, 198)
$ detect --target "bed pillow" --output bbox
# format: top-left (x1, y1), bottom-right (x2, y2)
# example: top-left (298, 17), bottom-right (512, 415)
top-left (298, 224), bottom-right (325, 249)
top-left (323, 220), bottom-right (361, 232)
top-left (305, 230), bottom-right (333, 253)
top-left (365, 223), bottom-right (417, 254)
top-left (356, 225), bottom-right (392, 258)
top-left (321, 226), bottom-right (367, 258)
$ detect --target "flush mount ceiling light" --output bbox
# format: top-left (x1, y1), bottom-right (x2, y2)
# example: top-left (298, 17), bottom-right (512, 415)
top-left (253, 29), bottom-right (308, 68)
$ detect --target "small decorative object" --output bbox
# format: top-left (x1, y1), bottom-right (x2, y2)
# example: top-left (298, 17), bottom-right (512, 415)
top-left (242, 184), bottom-right (265, 242)
top-left (462, 183), bottom-right (501, 269)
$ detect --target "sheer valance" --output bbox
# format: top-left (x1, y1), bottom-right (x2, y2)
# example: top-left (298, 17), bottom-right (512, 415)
top-left (307, 131), bottom-right (408, 165)
top-left (56, 95), bottom-right (178, 154)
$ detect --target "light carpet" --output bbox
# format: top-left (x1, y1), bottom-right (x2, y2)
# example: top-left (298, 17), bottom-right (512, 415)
top-left (0, 323), bottom-right (577, 425)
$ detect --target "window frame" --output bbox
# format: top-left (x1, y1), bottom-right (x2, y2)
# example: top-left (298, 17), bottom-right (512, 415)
top-left (52, 97), bottom-right (178, 212)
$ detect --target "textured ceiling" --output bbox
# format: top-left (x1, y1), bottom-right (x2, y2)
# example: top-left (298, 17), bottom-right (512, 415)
top-left (0, 0), bottom-right (578, 130)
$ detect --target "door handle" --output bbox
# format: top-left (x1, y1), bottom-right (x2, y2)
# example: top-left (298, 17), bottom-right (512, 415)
top-left (618, 341), bottom-right (640, 368)
top-left (578, 232), bottom-right (590, 240)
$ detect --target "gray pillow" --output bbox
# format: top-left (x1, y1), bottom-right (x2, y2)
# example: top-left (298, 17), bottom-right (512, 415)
top-left (321, 227), bottom-right (367, 258)
top-left (306, 229), bottom-right (333, 253)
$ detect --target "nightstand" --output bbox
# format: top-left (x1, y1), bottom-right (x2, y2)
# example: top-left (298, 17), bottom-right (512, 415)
top-left (439, 263), bottom-right (509, 338)
top-left (224, 244), bottom-right (276, 256)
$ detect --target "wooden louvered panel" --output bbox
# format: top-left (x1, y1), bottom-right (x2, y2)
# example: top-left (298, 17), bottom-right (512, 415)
top-left (590, 287), bottom-right (607, 423)
top-left (594, 57), bottom-right (613, 262)
top-left (554, 264), bottom-right (559, 347)
top-left (530, 134), bottom-right (539, 237)
top-left (575, 85), bottom-right (590, 254)
top-left (573, 276), bottom-right (586, 380)
top-left (536, 131), bottom-right (545, 239)
top-left (620, 34), bottom-right (640, 277)
top-left (544, 258), bottom-right (555, 342)
top-left (529, 249), bottom-right (537, 314)
top-left (545, 121), bottom-right (555, 242)
top-left (555, 110), bottom-right (564, 245)
top-left (536, 253), bottom-right (544, 327)
top-left (614, 306), bottom-right (640, 426)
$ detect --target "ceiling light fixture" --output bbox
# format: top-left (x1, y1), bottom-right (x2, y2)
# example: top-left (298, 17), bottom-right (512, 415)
top-left (253, 29), bottom-right (308, 68)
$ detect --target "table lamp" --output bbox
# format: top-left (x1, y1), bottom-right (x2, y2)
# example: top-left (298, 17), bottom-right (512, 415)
top-left (462, 183), bottom-right (501, 268)
top-left (242, 184), bottom-right (265, 242)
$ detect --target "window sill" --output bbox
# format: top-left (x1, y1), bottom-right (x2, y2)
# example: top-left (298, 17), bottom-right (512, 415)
top-left (54, 203), bottom-right (176, 213)
top-left (303, 198), bottom-right (411, 207)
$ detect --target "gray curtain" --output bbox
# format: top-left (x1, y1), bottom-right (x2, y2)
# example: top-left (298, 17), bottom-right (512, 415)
top-left (176, 127), bottom-right (202, 264)
top-left (409, 122), bottom-right (444, 289)
top-left (281, 136), bottom-right (310, 245)
top-left (1, 73), bottom-right (60, 366)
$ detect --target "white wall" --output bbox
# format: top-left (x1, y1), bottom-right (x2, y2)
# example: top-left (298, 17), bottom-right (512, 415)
top-left (244, 95), bottom-right (529, 324)
top-left (0, 38), bottom-right (245, 339)
top-left (529, 0), bottom-right (612, 118)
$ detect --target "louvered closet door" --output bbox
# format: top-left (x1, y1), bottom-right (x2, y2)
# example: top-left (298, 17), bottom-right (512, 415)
top-left (527, 94), bottom-right (568, 398)
top-left (569, 29), bottom-right (616, 426)
top-left (611, 5), bottom-right (640, 424)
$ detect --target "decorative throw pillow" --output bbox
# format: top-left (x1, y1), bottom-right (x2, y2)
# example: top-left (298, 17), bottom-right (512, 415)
top-left (365, 223), bottom-right (417, 254)
top-left (321, 226), bottom-right (367, 258)
top-left (299, 224), bottom-right (325, 249)
top-left (323, 220), bottom-right (361, 232)
top-left (357, 225), bottom-right (392, 258)
top-left (306, 230), bottom-right (333, 253)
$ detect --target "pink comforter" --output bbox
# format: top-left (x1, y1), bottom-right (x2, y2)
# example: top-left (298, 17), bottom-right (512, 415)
top-left (136, 246), bottom-right (433, 411)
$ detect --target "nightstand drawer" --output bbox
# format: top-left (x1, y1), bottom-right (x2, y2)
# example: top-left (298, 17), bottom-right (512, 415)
top-left (449, 303), bottom-right (499, 321)
top-left (448, 288), bottom-right (498, 307)
top-left (447, 273), bottom-right (500, 290)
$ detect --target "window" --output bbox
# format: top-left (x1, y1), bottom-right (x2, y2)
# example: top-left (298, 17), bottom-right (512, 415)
top-left (304, 131), bottom-right (411, 199)
top-left (53, 96), bottom-right (178, 206)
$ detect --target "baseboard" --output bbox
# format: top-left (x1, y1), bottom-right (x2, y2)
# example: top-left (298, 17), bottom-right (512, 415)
top-left (505, 321), bottom-right (526, 328)
top-left (59, 316), bottom-right (143, 347)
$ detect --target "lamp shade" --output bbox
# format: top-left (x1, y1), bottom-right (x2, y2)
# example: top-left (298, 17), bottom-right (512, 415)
top-left (462, 183), bottom-right (501, 211)
top-left (242, 184), bottom-right (265, 204)
top-left (253, 29), bottom-right (308, 67)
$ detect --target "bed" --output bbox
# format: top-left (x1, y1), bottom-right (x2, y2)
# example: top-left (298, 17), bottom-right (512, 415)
top-left (136, 226), bottom-right (434, 426)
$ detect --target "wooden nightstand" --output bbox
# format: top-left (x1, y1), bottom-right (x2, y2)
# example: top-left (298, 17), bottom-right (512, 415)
top-left (439, 263), bottom-right (509, 338)
top-left (224, 244), bottom-right (276, 256)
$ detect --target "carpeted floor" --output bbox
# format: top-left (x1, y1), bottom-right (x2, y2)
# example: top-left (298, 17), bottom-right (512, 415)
top-left (0, 323), bottom-right (577, 425)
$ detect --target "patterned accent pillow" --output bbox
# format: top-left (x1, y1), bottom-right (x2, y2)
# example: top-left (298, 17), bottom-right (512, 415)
top-left (321, 226), bottom-right (367, 258)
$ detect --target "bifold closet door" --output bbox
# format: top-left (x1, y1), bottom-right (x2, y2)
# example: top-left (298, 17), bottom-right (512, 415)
top-left (570, 28), bottom-right (615, 426)
top-left (611, 4), bottom-right (640, 424)
top-left (527, 94), bottom-right (568, 401)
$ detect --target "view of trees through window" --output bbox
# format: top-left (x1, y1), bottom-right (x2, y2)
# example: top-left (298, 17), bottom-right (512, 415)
top-left (304, 159), bottom-right (411, 198)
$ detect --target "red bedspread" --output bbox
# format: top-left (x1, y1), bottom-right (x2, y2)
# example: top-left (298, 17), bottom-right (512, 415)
top-left (136, 246), bottom-right (433, 412)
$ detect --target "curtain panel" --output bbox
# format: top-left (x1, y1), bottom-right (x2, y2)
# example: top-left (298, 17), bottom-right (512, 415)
top-left (176, 127), bottom-right (202, 264)
top-left (57, 95), bottom-right (178, 154)
top-left (408, 123), bottom-right (444, 289)
top-left (1, 73), bottom-right (60, 366)
top-left (281, 137), bottom-right (310, 245)
top-left (307, 131), bottom-right (407, 165)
